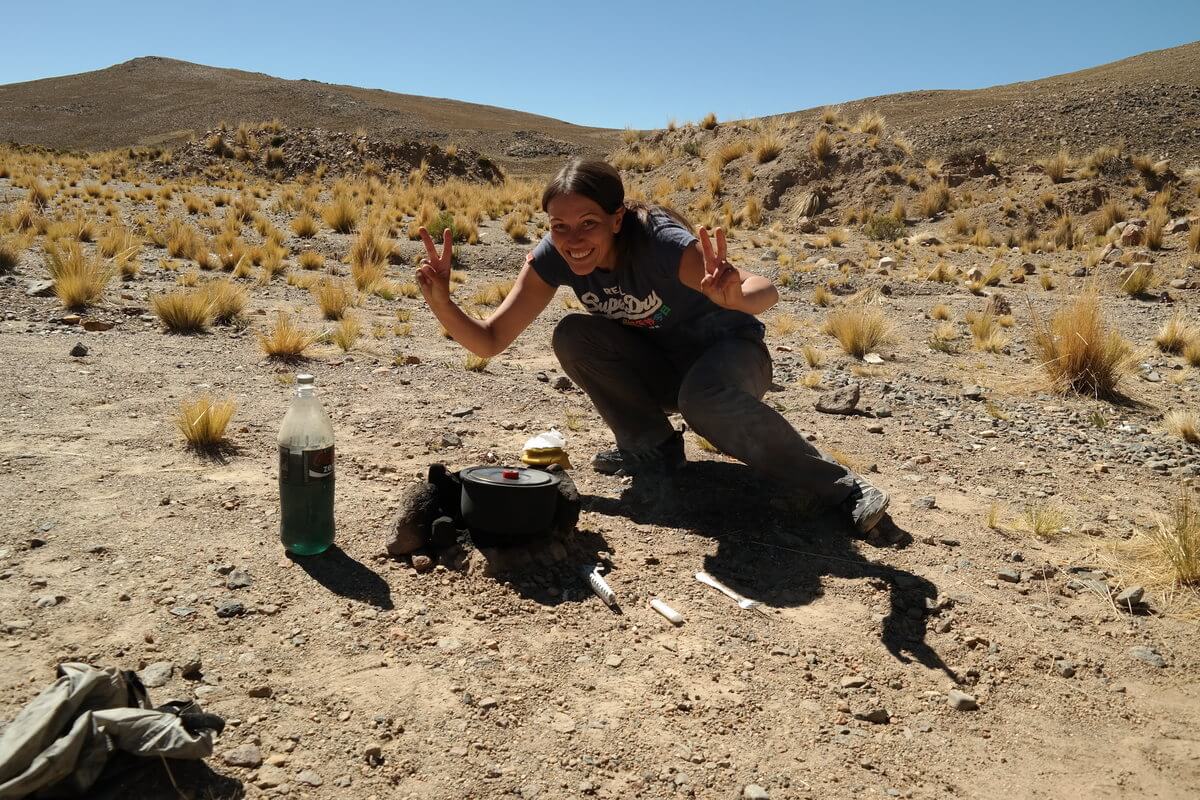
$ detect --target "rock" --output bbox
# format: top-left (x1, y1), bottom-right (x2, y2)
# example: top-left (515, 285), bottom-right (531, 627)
top-left (862, 352), bottom-right (884, 365)
top-left (1168, 278), bottom-right (1191, 290)
top-left (440, 432), bottom-right (461, 448)
top-left (223, 743), bottom-right (263, 768)
top-left (296, 769), bottom-right (323, 787)
top-left (947, 690), bottom-right (977, 711)
top-left (1129, 646), bottom-right (1166, 668)
top-left (1055, 660), bottom-right (1076, 678)
top-left (984, 294), bottom-right (1012, 316)
top-left (552, 375), bottom-right (574, 391)
top-left (34, 595), bottom-right (64, 608)
top-left (1116, 586), bottom-right (1145, 606)
top-left (81, 319), bottom-right (113, 332)
top-left (255, 764), bottom-right (287, 789)
top-left (743, 785), bottom-right (770, 800)
top-left (225, 568), bottom-right (252, 589)
top-left (960, 385), bottom-right (985, 400)
top-left (815, 384), bottom-right (860, 415)
top-left (877, 257), bottom-right (896, 270)
top-left (965, 267), bottom-right (984, 282)
top-left (550, 713), bottom-right (576, 734)
top-left (449, 407), bottom-right (473, 418)
top-left (853, 706), bottom-right (890, 724)
top-left (906, 232), bottom-right (942, 246)
top-left (385, 481), bottom-right (441, 556)
top-left (997, 570), bottom-right (1021, 583)
top-left (1120, 225), bottom-right (1144, 246)
top-left (1166, 217), bottom-right (1189, 234)
top-left (604, 654), bottom-right (624, 668)
top-left (215, 598), bottom-right (244, 618)
top-left (139, 661), bottom-right (174, 688)
top-left (412, 554), bottom-right (434, 573)
top-left (840, 675), bottom-right (868, 689)
top-left (247, 684), bottom-right (273, 698)
top-left (69, 342), bottom-right (88, 357)
top-left (168, 606), bottom-right (196, 618)
top-left (912, 496), bottom-right (936, 510)
top-left (180, 655), bottom-right (203, 680)
top-left (26, 280), bottom-right (55, 297)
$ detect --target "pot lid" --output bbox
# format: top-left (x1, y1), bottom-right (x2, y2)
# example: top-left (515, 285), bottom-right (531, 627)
top-left (461, 465), bottom-right (558, 487)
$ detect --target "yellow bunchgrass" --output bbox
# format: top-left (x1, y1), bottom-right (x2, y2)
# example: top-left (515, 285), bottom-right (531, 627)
top-left (767, 313), bottom-right (801, 337)
top-left (175, 395), bottom-right (236, 450)
top-left (1120, 262), bottom-right (1155, 296)
top-left (1020, 502), bottom-right (1065, 540)
top-left (330, 313), bottom-right (361, 352)
top-left (298, 250), bottom-right (324, 270)
top-left (1031, 290), bottom-right (1132, 398)
top-left (1185, 341), bottom-right (1200, 368)
top-left (1039, 149), bottom-right (1070, 182)
top-left (812, 284), bottom-right (832, 307)
top-left (313, 279), bottom-right (354, 320)
top-left (1155, 314), bottom-right (1198, 354)
top-left (321, 194), bottom-right (360, 233)
top-left (201, 279), bottom-right (246, 324)
top-left (809, 129), bottom-right (832, 162)
top-left (930, 303), bottom-right (951, 320)
top-left (916, 181), bottom-right (951, 218)
top-left (0, 237), bottom-right (21, 272)
top-left (290, 212), bottom-right (319, 238)
top-left (259, 311), bottom-right (318, 359)
top-left (348, 226), bottom-right (391, 290)
top-left (1092, 201), bottom-right (1126, 235)
top-left (752, 132), bottom-right (783, 164)
top-left (822, 306), bottom-right (893, 358)
top-left (46, 241), bottom-right (114, 310)
top-left (152, 288), bottom-right (212, 333)
top-left (967, 311), bottom-right (1008, 353)
top-left (801, 344), bottom-right (823, 367)
top-left (1115, 487), bottom-right (1200, 602)
top-left (464, 353), bottom-right (491, 372)
top-left (1164, 411), bottom-right (1200, 444)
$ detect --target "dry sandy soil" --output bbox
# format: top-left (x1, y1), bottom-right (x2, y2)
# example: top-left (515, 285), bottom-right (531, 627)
top-left (2, 92), bottom-right (1200, 800)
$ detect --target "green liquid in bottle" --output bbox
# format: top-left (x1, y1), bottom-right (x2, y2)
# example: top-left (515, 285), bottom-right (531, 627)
top-left (279, 445), bottom-right (335, 555)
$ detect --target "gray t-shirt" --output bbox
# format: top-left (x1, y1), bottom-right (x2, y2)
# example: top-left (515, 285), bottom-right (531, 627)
top-left (527, 208), bottom-right (764, 350)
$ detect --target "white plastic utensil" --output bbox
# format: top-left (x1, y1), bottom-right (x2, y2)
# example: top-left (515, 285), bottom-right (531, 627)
top-left (694, 571), bottom-right (769, 615)
top-left (580, 564), bottom-right (617, 607)
top-left (650, 598), bottom-right (684, 625)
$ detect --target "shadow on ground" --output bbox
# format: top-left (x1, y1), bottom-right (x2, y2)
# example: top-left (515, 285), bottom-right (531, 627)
top-left (585, 460), bottom-right (953, 677)
top-left (92, 757), bottom-right (244, 800)
top-left (289, 544), bottom-right (394, 610)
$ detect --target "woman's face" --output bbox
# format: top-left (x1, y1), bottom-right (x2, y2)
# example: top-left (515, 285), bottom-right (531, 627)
top-left (546, 193), bottom-right (625, 275)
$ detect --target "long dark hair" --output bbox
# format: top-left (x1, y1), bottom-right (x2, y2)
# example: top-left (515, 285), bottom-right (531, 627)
top-left (541, 159), bottom-right (691, 274)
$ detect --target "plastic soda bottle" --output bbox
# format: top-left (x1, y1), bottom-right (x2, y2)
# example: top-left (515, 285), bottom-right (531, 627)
top-left (278, 373), bottom-right (335, 555)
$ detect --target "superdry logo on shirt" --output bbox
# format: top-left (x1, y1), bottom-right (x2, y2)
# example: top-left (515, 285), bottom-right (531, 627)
top-left (579, 290), bottom-right (671, 327)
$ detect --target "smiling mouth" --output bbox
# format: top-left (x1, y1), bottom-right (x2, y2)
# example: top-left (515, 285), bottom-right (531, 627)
top-left (567, 248), bottom-right (594, 261)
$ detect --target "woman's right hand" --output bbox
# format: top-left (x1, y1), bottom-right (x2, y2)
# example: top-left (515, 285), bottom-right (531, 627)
top-left (415, 226), bottom-right (453, 307)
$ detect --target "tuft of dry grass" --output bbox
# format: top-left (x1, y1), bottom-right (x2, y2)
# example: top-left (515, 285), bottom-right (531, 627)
top-left (1190, 223), bottom-right (1200, 254)
top-left (471, 280), bottom-right (514, 308)
top-left (259, 311), bottom-right (317, 359)
top-left (1185, 340), bottom-right (1200, 368)
top-left (1092, 201), bottom-right (1126, 235)
top-left (1155, 314), bottom-right (1198, 354)
top-left (699, 112), bottom-right (718, 130)
top-left (930, 303), bottom-right (951, 320)
top-left (313, 279), bottom-right (354, 320)
top-left (0, 237), bottom-right (21, 272)
top-left (752, 131), bottom-right (783, 164)
top-left (46, 241), bottom-right (114, 310)
top-left (298, 250), bottom-right (324, 270)
top-left (809, 129), bottom-right (832, 162)
top-left (175, 395), bottom-right (236, 450)
top-left (812, 284), bottom-right (832, 307)
top-left (1119, 262), bottom-right (1155, 296)
top-left (152, 289), bottom-right (212, 333)
top-left (330, 313), bottom-right (361, 352)
top-left (967, 311), bottom-right (1008, 353)
top-left (322, 194), bottom-right (360, 233)
top-left (201, 279), bottom-right (246, 324)
top-left (1031, 290), bottom-right (1132, 398)
top-left (822, 307), bottom-right (893, 358)
top-left (801, 345), bottom-right (824, 368)
top-left (348, 226), bottom-right (390, 290)
top-left (1039, 149), bottom-right (1071, 183)
top-left (464, 353), bottom-right (491, 372)
top-left (290, 212), bottom-right (319, 238)
top-left (1116, 486), bottom-right (1200, 600)
top-left (916, 181), bottom-right (950, 218)
top-left (853, 111), bottom-right (885, 135)
top-left (1165, 411), bottom-right (1200, 444)
top-left (1020, 502), bottom-right (1066, 540)
top-left (767, 313), bottom-right (801, 337)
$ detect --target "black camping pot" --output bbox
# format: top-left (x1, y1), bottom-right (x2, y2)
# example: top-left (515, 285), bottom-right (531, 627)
top-left (459, 466), bottom-right (562, 538)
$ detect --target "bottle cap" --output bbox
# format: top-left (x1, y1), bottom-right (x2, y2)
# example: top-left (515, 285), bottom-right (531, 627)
top-left (296, 373), bottom-right (315, 385)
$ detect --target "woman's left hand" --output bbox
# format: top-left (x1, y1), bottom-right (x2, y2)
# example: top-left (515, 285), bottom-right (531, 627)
top-left (697, 226), bottom-right (745, 309)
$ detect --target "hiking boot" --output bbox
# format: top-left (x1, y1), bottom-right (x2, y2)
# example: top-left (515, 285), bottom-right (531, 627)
top-left (592, 430), bottom-right (686, 476)
top-left (842, 473), bottom-right (890, 534)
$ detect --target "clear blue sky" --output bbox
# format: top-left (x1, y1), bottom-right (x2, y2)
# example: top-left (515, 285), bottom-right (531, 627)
top-left (1, 1), bottom-right (1196, 130)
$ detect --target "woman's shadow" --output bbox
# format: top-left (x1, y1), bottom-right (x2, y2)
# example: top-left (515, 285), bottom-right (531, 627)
top-left (584, 460), bottom-right (954, 678)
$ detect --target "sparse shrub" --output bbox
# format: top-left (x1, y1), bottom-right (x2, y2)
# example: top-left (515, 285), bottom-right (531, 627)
top-left (152, 289), bottom-right (212, 332)
top-left (853, 112), bottom-right (885, 135)
top-left (471, 281), bottom-right (514, 308)
top-left (503, 214), bottom-right (529, 242)
top-left (699, 112), bottom-right (718, 130)
top-left (812, 285), bottom-right (832, 307)
top-left (1155, 314), bottom-right (1198, 354)
top-left (176, 395), bottom-right (236, 450)
top-left (809, 129), bottom-right (832, 162)
top-left (925, 262), bottom-right (956, 283)
top-left (46, 241), bottom-right (113, 310)
top-left (1092, 201), bottom-right (1126, 236)
top-left (1040, 273), bottom-right (1056, 291)
top-left (1186, 340), bottom-right (1200, 368)
top-left (1120, 486), bottom-right (1200, 592)
top-left (313, 279), bottom-right (353, 320)
top-left (742, 197), bottom-right (763, 228)
top-left (752, 132), bottom-right (783, 164)
top-left (1189, 223), bottom-right (1200, 253)
top-left (1120, 262), bottom-right (1154, 296)
top-left (201, 279), bottom-right (246, 324)
top-left (1020, 503), bottom-right (1065, 540)
top-left (298, 250), bottom-right (324, 270)
top-left (970, 224), bottom-right (994, 248)
top-left (916, 181), bottom-right (950, 218)
top-left (1165, 411), bottom-right (1200, 444)
top-left (1031, 290), bottom-right (1131, 398)
top-left (321, 194), bottom-right (360, 233)
top-left (331, 313), bottom-right (361, 352)
top-left (1039, 149), bottom-right (1071, 183)
top-left (967, 311), bottom-right (1008, 353)
top-left (767, 313), bottom-right (801, 337)
top-left (930, 303), bottom-right (951, 320)
top-left (822, 307), bottom-right (893, 358)
top-left (863, 214), bottom-right (904, 241)
top-left (1082, 143), bottom-right (1125, 176)
top-left (291, 212), bottom-right (319, 238)
top-left (0, 237), bottom-right (20, 272)
top-left (259, 311), bottom-right (317, 359)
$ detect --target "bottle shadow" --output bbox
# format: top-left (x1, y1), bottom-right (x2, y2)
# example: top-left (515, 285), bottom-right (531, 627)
top-left (584, 460), bottom-right (955, 678)
top-left (288, 545), bottom-right (394, 610)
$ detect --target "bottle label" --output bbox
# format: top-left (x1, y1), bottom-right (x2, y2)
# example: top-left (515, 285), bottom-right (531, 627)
top-left (279, 446), bottom-right (335, 485)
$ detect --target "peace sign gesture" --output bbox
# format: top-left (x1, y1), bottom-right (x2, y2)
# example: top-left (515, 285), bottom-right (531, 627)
top-left (415, 226), bottom-right (453, 307)
top-left (697, 226), bottom-right (745, 309)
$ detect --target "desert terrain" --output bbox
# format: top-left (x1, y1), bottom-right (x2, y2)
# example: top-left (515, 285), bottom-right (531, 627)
top-left (1, 42), bottom-right (1199, 800)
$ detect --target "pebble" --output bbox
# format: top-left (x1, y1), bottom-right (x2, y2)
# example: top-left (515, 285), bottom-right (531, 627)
top-left (295, 769), bottom-right (323, 787)
top-left (34, 595), bottom-right (64, 608)
top-left (912, 496), bottom-right (937, 510)
top-left (225, 568), bottom-right (252, 590)
top-left (412, 554), bottom-right (434, 573)
top-left (255, 764), bottom-right (287, 788)
top-left (247, 684), bottom-right (273, 698)
top-left (222, 743), bottom-right (263, 769)
top-left (947, 690), bottom-right (978, 711)
top-left (139, 661), bottom-right (174, 688)
top-left (215, 598), bottom-right (245, 618)
top-left (1055, 660), bottom-right (1076, 678)
top-left (440, 432), bottom-right (461, 448)
top-left (1115, 586), bottom-right (1144, 606)
top-left (69, 341), bottom-right (88, 357)
top-left (1129, 646), bottom-right (1166, 668)
top-left (815, 384), bottom-right (860, 415)
top-left (997, 570), bottom-right (1021, 583)
top-left (840, 675), bottom-right (868, 689)
top-left (853, 706), bottom-right (890, 724)
top-left (449, 407), bottom-right (473, 418)
top-left (552, 376), bottom-right (574, 390)
top-left (743, 785), bottom-right (770, 800)
top-left (604, 654), bottom-right (624, 668)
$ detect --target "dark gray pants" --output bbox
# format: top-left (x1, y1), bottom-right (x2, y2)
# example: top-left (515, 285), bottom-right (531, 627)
top-left (551, 314), bottom-right (856, 507)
